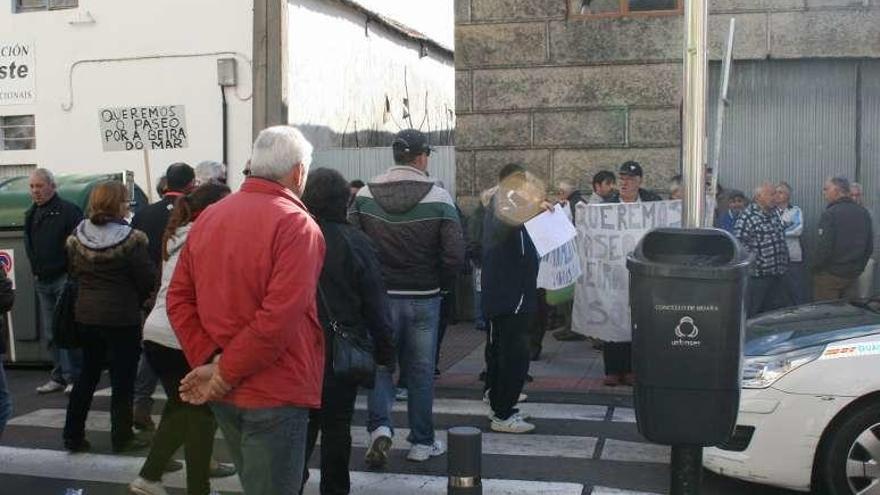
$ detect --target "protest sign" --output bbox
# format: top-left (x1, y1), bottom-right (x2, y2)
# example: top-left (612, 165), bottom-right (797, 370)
top-left (537, 239), bottom-right (582, 291)
top-left (571, 200), bottom-right (682, 342)
top-left (525, 204), bottom-right (577, 257)
top-left (99, 105), bottom-right (188, 152)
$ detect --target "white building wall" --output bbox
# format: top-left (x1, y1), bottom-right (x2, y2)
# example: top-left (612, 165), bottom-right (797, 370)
top-left (288, 0), bottom-right (455, 150)
top-left (0, 0), bottom-right (253, 191)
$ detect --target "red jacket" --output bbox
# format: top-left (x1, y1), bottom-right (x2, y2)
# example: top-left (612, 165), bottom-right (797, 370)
top-left (167, 177), bottom-right (326, 409)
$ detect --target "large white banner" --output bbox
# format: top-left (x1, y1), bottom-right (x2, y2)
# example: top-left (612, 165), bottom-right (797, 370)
top-left (572, 200), bottom-right (682, 342)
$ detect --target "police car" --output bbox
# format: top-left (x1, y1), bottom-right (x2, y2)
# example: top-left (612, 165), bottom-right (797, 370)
top-left (704, 298), bottom-right (880, 494)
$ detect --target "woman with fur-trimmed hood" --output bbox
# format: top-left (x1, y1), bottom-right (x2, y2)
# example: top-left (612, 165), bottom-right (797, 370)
top-left (62, 180), bottom-right (157, 454)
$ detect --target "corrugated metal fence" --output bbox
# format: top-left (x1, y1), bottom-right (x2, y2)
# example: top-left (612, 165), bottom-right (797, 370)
top-left (708, 59), bottom-right (879, 294)
top-left (313, 146), bottom-right (456, 198)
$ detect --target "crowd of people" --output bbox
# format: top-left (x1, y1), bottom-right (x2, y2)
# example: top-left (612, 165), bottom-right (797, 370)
top-left (0, 124), bottom-right (873, 495)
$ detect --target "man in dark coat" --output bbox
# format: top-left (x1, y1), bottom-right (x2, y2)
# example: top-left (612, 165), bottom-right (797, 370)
top-left (24, 168), bottom-right (83, 395)
top-left (130, 162), bottom-right (194, 431)
top-left (814, 177), bottom-right (874, 301)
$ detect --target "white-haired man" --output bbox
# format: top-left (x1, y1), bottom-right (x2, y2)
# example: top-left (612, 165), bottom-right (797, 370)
top-left (195, 160), bottom-right (227, 186)
top-left (24, 168), bottom-right (83, 394)
top-left (168, 126), bottom-right (326, 494)
top-left (734, 183), bottom-right (790, 317)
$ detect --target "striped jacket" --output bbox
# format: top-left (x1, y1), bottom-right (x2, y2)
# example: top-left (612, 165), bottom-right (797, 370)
top-left (350, 166), bottom-right (465, 298)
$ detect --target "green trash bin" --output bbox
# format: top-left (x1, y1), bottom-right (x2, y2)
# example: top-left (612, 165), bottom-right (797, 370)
top-left (0, 173), bottom-right (148, 365)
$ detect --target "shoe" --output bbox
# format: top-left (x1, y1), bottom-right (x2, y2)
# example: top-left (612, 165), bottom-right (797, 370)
top-left (64, 438), bottom-right (91, 453)
top-left (113, 436), bottom-right (151, 453)
top-left (395, 388), bottom-right (408, 401)
top-left (554, 330), bottom-right (587, 342)
top-left (365, 426), bottom-right (393, 468)
top-left (487, 408), bottom-right (531, 421)
top-left (64, 384), bottom-right (73, 395)
top-left (490, 414), bottom-right (536, 434)
top-left (406, 440), bottom-right (445, 462)
top-left (163, 460), bottom-right (183, 473)
top-left (133, 409), bottom-right (155, 432)
top-left (603, 374), bottom-right (622, 387)
top-left (525, 374), bottom-right (533, 383)
top-left (36, 380), bottom-right (65, 394)
top-left (129, 477), bottom-right (169, 495)
top-left (209, 460), bottom-right (237, 478)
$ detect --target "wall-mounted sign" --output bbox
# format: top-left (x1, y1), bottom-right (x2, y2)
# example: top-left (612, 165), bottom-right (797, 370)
top-left (99, 105), bottom-right (188, 152)
top-left (0, 42), bottom-right (35, 105)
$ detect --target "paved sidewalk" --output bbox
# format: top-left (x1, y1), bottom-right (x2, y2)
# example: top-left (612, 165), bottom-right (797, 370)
top-left (436, 322), bottom-right (630, 396)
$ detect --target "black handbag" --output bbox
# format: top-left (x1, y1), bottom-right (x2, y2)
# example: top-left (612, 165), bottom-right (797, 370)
top-left (53, 278), bottom-right (81, 349)
top-left (317, 284), bottom-right (376, 388)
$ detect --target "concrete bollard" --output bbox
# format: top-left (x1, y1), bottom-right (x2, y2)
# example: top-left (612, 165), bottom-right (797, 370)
top-left (448, 426), bottom-right (482, 495)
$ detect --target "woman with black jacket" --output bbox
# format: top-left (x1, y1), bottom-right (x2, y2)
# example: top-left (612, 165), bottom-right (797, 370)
top-left (63, 180), bottom-right (157, 453)
top-left (299, 168), bottom-right (395, 495)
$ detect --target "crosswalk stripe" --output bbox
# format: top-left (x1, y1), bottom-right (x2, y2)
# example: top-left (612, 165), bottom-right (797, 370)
top-left (0, 446), bottom-right (585, 494)
top-left (94, 387), bottom-right (615, 422)
top-left (592, 487), bottom-right (661, 495)
top-left (611, 407), bottom-right (637, 423)
top-left (8, 409), bottom-right (599, 459)
top-left (600, 439), bottom-right (670, 464)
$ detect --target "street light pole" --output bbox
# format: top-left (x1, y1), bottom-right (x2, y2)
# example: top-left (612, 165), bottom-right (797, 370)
top-left (674, 0), bottom-right (710, 493)
top-left (681, 0), bottom-right (709, 230)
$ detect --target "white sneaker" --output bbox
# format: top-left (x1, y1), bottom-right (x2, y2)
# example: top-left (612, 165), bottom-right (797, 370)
top-left (365, 426), bottom-right (393, 468)
top-left (406, 440), bottom-right (446, 462)
top-left (64, 384), bottom-right (73, 395)
top-left (395, 388), bottom-right (408, 401)
top-left (129, 477), bottom-right (169, 495)
top-left (36, 380), bottom-right (65, 394)
top-left (490, 414), bottom-right (536, 434)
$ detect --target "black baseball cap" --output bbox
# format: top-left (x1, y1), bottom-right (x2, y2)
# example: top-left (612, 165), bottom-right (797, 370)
top-left (392, 129), bottom-right (432, 156)
top-left (619, 161), bottom-right (643, 177)
top-left (165, 162), bottom-right (195, 192)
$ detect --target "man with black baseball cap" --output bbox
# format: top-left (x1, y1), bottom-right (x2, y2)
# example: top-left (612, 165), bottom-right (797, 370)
top-left (350, 128), bottom-right (465, 465)
top-left (606, 160), bottom-right (661, 204)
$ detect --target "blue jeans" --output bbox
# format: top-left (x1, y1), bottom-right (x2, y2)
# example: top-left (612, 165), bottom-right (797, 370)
top-left (211, 402), bottom-right (309, 495)
top-left (35, 274), bottom-right (81, 384)
top-left (0, 357), bottom-right (11, 439)
top-left (133, 353), bottom-right (159, 413)
top-left (367, 296), bottom-right (441, 446)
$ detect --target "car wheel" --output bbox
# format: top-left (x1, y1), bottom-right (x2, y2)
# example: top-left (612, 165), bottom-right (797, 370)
top-left (820, 401), bottom-right (880, 494)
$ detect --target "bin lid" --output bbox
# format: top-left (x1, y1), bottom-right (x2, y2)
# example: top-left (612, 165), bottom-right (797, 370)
top-left (626, 228), bottom-right (750, 280)
top-left (0, 173), bottom-right (148, 229)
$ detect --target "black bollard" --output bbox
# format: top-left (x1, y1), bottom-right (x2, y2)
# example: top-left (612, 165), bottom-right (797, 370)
top-left (448, 426), bottom-right (482, 495)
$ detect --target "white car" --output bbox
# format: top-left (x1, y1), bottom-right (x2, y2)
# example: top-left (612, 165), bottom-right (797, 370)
top-left (704, 299), bottom-right (880, 494)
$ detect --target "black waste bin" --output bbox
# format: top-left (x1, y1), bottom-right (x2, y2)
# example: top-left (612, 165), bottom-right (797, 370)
top-left (626, 228), bottom-right (749, 446)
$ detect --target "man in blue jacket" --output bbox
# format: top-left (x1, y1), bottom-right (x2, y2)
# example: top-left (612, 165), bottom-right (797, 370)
top-left (481, 163), bottom-right (541, 434)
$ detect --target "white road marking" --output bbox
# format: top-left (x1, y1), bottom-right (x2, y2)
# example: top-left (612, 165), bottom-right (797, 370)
top-left (0, 446), bottom-right (584, 495)
top-left (592, 486), bottom-right (662, 495)
top-left (9, 409), bottom-right (598, 459)
top-left (611, 407), bottom-right (636, 423)
top-left (601, 439), bottom-right (670, 464)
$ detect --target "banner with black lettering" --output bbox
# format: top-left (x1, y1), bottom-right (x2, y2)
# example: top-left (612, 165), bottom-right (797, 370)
top-left (572, 201), bottom-right (682, 342)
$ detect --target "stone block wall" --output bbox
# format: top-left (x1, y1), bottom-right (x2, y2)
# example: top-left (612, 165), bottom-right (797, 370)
top-left (455, 0), bottom-right (880, 202)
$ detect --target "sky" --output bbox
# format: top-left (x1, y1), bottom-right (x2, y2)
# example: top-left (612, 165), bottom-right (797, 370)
top-left (353, 0), bottom-right (455, 48)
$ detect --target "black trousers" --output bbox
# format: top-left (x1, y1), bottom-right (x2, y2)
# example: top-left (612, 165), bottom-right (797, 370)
top-left (64, 324), bottom-right (140, 450)
top-left (301, 368), bottom-right (358, 495)
top-left (748, 275), bottom-right (786, 318)
top-left (530, 290), bottom-right (550, 357)
top-left (603, 342), bottom-right (632, 376)
top-left (139, 342), bottom-right (215, 495)
top-left (487, 313), bottom-right (532, 420)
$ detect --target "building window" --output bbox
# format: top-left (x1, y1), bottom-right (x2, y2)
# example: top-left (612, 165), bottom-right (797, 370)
top-left (15, 0), bottom-right (77, 13)
top-left (575, 0), bottom-right (681, 17)
top-left (0, 115), bottom-right (36, 150)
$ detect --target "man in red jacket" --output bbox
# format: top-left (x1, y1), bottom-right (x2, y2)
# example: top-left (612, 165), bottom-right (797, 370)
top-left (167, 126), bottom-right (326, 494)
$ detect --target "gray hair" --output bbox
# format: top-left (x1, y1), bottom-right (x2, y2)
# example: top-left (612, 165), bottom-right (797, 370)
top-left (556, 178), bottom-right (577, 194)
top-left (249, 126), bottom-right (313, 182)
top-left (31, 168), bottom-right (56, 186)
top-left (195, 161), bottom-right (226, 184)
top-left (777, 181), bottom-right (792, 195)
top-left (852, 182), bottom-right (863, 194)
top-left (753, 182), bottom-right (775, 198)
top-left (828, 176), bottom-right (851, 195)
